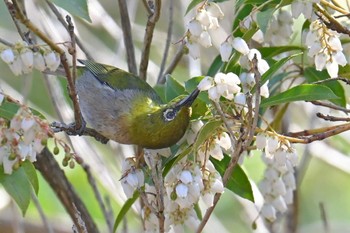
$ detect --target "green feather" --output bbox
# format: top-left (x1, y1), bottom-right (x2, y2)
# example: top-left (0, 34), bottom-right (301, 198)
top-left (78, 59), bottom-right (162, 104)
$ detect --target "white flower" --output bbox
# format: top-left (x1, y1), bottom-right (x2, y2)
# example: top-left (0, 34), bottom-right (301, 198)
top-left (232, 37), bottom-right (250, 55)
top-left (187, 19), bottom-right (203, 37)
top-left (260, 82), bottom-right (270, 98)
top-left (266, 137), bottom-right (279, 153)
top-left (272, 178), bottom-right (287, 196)
top-left (179, 170), bottom-right (193, 184)
top-left (261, 204), bottom-right (277, 222)
top-left (197, 76), bottom-right (214, 91)
top-left (220, 41), bottom-right (232, 62)
top-left (196, 10), bottom-right (211, 27)
top-left (206, 2), bottom-right (224, 19)
top-left (120, 158), bottom-right (144, 198)
top-left (186, 40), bottom-right (200, 59)
top-left (272, 195), bottom-right (288, 213)
top-left (257, 59), bottom-right (270, 75)
top-left (20, 49), bottom-right (34, 70)
top-left (256, 133), bottom-right (267, 150)
top-left (315, 53), bottom-right (328, 71)
top-left (234, 93), bottom-right (246, 111)
top-left (1, 48), bottom-right (15, 64)
top-left (185, 120), bottom-right (204, 145)
top-left (44, 51), bottom-right (61, 71)
top-left (326, 60), bottom-right (339, 78)
top-left (8, 57), bottom-right (23, 76)
top-left (176, 183), bottom-right (188, 198)
top-left (198, 31), bottom-right (212, 48)
top-left (33, 52), bottom-right (46, 71)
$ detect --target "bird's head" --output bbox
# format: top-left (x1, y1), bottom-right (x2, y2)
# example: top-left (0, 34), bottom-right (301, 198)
top-left (129, 88), bottom-right (200, 149)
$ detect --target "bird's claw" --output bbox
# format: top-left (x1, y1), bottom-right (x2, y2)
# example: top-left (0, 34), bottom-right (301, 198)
top-left (50, 119), bottom-right (86, 136)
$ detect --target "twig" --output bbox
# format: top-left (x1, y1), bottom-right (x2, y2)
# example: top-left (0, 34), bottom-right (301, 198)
top-left (0, 37), bottom-right (14, 46)
top-left (31, 189), bottom-right (54, 233)
top-left (139, 0), bottom-right (161, 80)
top-left (118, 0), bottom-right (137, 75)
top-left (157, 0), bottom-right (174, 83)
top-left (66, 16), bottom-right (77, 82)
top-left (310, 100), bottom-right (350, 114)
top-left (34, 148), bottom-right (99, 233)
top-left (82, 163), bottom-right (114, 233)
top-left (316, 112), bottom-right (350, 122)
top-left (312, 77), bottom-right (350, 85)
top-left (319, 202), bottom-right (329, 233)
top-left (45, 0), bottom-right (93, 60)
top-left (160, 43), bottom-right (185, 84)
top-left (142, 0), bottom-right (153, 15)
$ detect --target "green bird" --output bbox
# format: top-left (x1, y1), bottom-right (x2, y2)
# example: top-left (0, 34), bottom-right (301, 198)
top-left (75, 60), bottom-right (199, 149)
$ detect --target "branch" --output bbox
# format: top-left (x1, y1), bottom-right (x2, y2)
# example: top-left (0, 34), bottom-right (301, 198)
top-left (118, 0), bottom-right (138, 75)
top-left (310, 100), bottom-right (350, 114)
top-left (316, 112), bottom-right (350, 122)
top-left (139, 0), bottom-right (161, 80)
top-left (160, 43), bottom-right (185, 84)
top-left (157, 0), bottom-right (174, 83)
top-left (34, 148), bottom-right (99, 233)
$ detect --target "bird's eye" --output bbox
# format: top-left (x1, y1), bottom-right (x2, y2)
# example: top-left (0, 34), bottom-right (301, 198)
top-left (163, 108), bottom-right (176, 122)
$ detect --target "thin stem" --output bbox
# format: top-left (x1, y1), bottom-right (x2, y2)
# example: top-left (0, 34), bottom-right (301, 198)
top-left (0, 37), bottom-right (14, 46)
top-left (118, 0), bottom-right (137, 75)
top-left (320, 0), bottom-right (348, 14)
top-left (157, 0), bottom-right (174, 83)
top-left (82, 163), bottom-right (114, 233)
top-left (160, 43), bottom-right (185, 84)
top-left (31, 189), bottom-right (54, 233)
top-left (45, 0), bottom-right (93, 60)
top-left (139, 0), bottom-right (162, 80)
top-left (311, 100), bottom-right (350, 113)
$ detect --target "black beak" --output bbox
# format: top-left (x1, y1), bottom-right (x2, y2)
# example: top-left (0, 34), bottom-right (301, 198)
top-left (175, 88), bottom-right (200, 108)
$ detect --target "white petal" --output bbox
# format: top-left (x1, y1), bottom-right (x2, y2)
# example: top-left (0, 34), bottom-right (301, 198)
top-left (220, 41), bottom-right (232, 62)
top-left (328, 36), bottom-right (342, 51)
top-left (334, 51), bottom-right (347, 66)
top-left (314, 53), bottom-right (327, 71)
top-left (198, 31), bottom-right (212, 48)
top-left (187, 19), bottom-right (203, 37)
top-left (33, 52), bottom-right (46, 71)
top-left (126, 173), bottom-right (139, 188)
top-left (186, 40), bottom-right (200, 60)
top-left (20, 50), bottom-right (34, 69)
top-left (208, 87), bottom-right (220, 102)
top-left (217, 132), bottom-right (231, 150)
top-left (264, 168), bottom-right (279, 181)
top-left (283, 172), bottom-right (296, 189)
top-left (234, 93), bottom-right (246, 108)
top-left (196, 10), bottom-right (211, 27)
top-left (175, 183), bottom-right (188, 198)
top-left (272, 178), bottom-right (287, 196)
top-left (272, 195), bottom-right (288, 213)
top-left (1, 48), bottom-right (15, 64)
top-left (197, 76), bottom-right (214, 91)
top-left (267, 137), bottom-right (279, 153)
top-left (179, 170), bottom-right (193, 184)
top-left (256, 133), bottom-right (267, 150)
top-left (232, 37), bottom-right (250, 55)
top-left (291, 2), bottom-right (303, 19)
top-left (260, 82), bottom-right (270, 98)
top-left (206, 2), bottom-right (224, 19)
top-left (210, 143), bottom-right (224, 160)
top-left (8, 57), bottom-right (23, 76)
top-left (247, 49), bottom-right (261, 61)
top-left (261, 204), bottom-right (277, 222)
top-left (326, 60), bottom-right (339, 78)
top-left (258, 59), bottom-right (270, 75)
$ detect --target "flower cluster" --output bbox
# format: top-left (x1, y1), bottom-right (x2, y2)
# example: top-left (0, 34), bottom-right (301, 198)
top-left (291, 0), bottom-right (319, 19)
top-left (120, 158), bottom-right (145, 198)
top-left (264, 10), bottom-right (293, 46)
top-left (256, 134), bottom-right (298, 222)
top-left (0, 41), bottom-right (61, 76)
top-left (197, 131), bottom-right (232, 162)
top-left (197, 72), bottom-right (241, 102)
top-left (305, 20), bottom-right (347, 78)
top-left (0, 94), bottom-right (51, 174)
top-left (185, 2), bottom-right (224, 59)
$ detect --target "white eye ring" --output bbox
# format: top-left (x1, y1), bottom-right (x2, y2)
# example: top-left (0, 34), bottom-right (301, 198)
top-left (163, 108), bottom-right (176, 122)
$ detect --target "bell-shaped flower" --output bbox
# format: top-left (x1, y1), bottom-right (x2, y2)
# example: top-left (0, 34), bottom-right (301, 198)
top-left (1, 48), bottom-right (15, 64)
top-left (232, 37), bottom-right (250, 55)
top-left (206, 2), bottom-right (224, 19)
top-left (198, 31), bottom-right (212, 48)
top-left (187, 19), bottom-right (203, 37)
top-left (220, 41), bottom-right (232, 62)
top-left (34, 52), bottom-right (46, 71)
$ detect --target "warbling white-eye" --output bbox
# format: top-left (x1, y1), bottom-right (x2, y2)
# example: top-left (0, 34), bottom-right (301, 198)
top-left (75, 60), bottom-right (200, 149)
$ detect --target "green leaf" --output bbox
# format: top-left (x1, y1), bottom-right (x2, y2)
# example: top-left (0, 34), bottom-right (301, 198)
top-left (207, 55), bottom-right (223, 76)
top-left (185, 0), bottom-right (204, 15)
top-left (260, 84), bottom-right (339, 108)
top-left (113, 191), bottom-right (139, 232)
top-left (0, 99), bottom-right (46, 120)
top-left (165, 75), bottom-right (185, 102)
top-left (193, 120), bottom-right (222, 151)
top-left (49, 0), bottom-right (91, 22)
top-left (211, 155), bottom-right (254, 202)
top-left (21, 161), bottom-right (39, 195)
top-left (259, 46), bottom-right (304, 59)
top-left (256, 8), bottom-right (275, 33)
top-left (163, 146), bottom-right (193, 176)
top-left (258, 52), bottom-right (302, 88)
top-left (304, 67), bottom-right (346, 107)
top-left (0, 166), bottom-right (32, 215)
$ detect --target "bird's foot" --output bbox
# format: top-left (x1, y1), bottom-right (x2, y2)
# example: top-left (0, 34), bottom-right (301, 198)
top-left (50, 119), bottom-right (86, 136)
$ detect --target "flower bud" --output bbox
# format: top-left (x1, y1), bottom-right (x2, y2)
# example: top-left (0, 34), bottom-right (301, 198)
top-left (206, 2), bottom-right (224, 19)
top-left (187, 19), bottom-right (203, 37)
top-left (1, 48), bottom-right (15, 64)
top-left (175, 183), bottom-right (188, 198)
top-left (198, 31), bottom-right (212, 48)
top-left (220, 41), bottom-right (232, 62)
top-left (20, 49), bottom-right (34, 70)
top-left (232, 37), bottom-right (250, 55)
top-left (179, 170), bottom-right (193, 184)
top-left (34, 52), bottom-right (46, 71)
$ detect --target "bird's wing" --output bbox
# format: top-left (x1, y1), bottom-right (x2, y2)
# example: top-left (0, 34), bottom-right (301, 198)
top-left (78, 60), bottom-right (160, 99)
